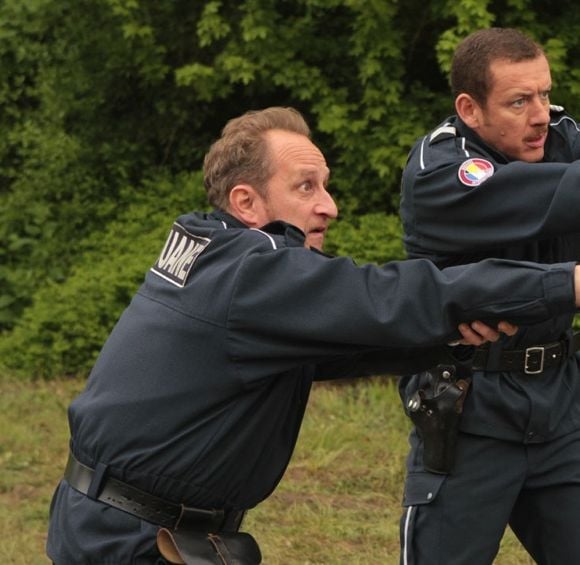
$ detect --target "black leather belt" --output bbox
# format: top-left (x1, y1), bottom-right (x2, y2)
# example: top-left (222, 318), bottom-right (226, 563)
top-left (64, 451), bottom-right (243, 533)
top-left (472, 332), bottom-right (580, 374)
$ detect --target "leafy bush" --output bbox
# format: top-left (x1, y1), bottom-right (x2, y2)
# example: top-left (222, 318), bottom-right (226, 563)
top-left (0, 172), bottom-right (208, 378)
top-left (325, 213), bottom-right (405, 266)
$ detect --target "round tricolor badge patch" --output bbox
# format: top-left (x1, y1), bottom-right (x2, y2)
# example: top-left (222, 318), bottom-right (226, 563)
top-left (458, 158), bottom-right (494, 187)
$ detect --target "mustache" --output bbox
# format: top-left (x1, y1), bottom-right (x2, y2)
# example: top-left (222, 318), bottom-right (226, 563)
top-left (527, 128), bottom-right (548, 138)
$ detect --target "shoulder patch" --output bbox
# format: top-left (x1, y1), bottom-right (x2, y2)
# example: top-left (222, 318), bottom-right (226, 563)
top-left (151, 223), bottom-right (211, 287)
top-left (457, 158), bottom-right (494, 187)
top-left (429, 124), bottom-right (457, 144)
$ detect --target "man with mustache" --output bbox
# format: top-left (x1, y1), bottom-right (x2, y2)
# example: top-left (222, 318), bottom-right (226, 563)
top-left (399, 28), bottom-right (580, 564)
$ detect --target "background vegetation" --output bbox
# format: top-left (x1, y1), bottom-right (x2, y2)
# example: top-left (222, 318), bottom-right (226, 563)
top-left (1, 0), bottom-right (580, 377)
top-left (0, 377), bottom-right (533, 564)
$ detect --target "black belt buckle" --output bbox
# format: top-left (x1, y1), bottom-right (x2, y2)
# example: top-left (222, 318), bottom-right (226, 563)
top-left (524, 346), bottom-right (545, 374)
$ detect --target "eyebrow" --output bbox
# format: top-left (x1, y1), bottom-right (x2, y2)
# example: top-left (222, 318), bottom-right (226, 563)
top-left (295, 166), bottom-right (331, 178)
top-left (507, 83), bottom-right (552, 94)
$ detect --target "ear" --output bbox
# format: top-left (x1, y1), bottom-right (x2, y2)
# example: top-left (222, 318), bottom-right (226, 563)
top-left (455, 93), bottom-right (482, 129)
top-left (228, 184), bottom-right (267, 227)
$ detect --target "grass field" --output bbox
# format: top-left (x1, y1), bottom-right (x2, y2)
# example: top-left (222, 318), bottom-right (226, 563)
top-left (0, 376), bottom-right (533, 564)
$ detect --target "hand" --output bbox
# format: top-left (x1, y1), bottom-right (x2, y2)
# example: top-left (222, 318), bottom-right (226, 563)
top-left (452, 320), bottom-right (518, 347)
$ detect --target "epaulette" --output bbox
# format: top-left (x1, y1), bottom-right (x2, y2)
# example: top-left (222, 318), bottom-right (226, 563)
top-left (429, 124), bottom-right (457, 144)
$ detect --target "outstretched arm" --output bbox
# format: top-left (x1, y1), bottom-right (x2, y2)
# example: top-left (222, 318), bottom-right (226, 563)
top-left (456, 264), bottom-right (580, 346)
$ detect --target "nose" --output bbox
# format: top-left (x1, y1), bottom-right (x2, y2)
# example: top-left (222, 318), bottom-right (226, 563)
top-left (530, 96), bottom-right (550, 125)
top-left (316, 188), bottom-right (338, 219)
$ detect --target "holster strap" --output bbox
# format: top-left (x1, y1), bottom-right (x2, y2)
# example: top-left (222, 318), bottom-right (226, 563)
top-left (64, 451), bottom-right (243, 533)
top-left (472, 331), bottom-right (580, 374)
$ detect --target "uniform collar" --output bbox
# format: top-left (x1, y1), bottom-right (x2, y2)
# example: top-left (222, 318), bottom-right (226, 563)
top-left (259, 221), bottom-right (306, 247)
top-left (209, 209), bottom-right (248, 229)
top-left (209, 209), bottom-right (306, 247)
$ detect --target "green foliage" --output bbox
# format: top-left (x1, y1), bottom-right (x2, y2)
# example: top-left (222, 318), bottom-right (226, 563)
top-left (0, 172), bottom-right (208, 378)
top-left (436, 0), bottom-right (494, 75)
top-left (2, 0), bottom-right (580, 376)
top-left (325, 213), bottom-right (405, 265)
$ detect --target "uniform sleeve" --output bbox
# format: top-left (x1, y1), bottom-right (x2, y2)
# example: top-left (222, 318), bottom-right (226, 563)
top-left (401, 137), bottom-right (580, 254)
top-left (226, 248), bottom-right (576, 382)
top-left (550, 111), bottom-right (580, 161)
top-left (312, 346), bottom-right (445, 381)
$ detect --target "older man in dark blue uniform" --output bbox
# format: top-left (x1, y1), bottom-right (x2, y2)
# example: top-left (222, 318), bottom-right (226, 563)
top-left (47, 106), bottom-right (580, 564)
top-left (399, 28), bottom-right (580, 565)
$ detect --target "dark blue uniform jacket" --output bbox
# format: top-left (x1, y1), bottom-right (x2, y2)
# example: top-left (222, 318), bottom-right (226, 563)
top-left (47, 210), bottom-right (577, 563)
top-left (400, 106), bottom-right (580, 443)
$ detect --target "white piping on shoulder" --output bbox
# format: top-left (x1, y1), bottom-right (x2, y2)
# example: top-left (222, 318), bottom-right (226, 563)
top-left (403, 505), bottom-right (414, 565)
top-left (429, 124), bottom-right (455, 142)
top-left (420, 125), bottom-right (469, 171)
top-left (550, 115), bottom-right (580, 132)
top-left (250, 228), bottom-right (278, 250)
top-left (419, 136), bottom-right (427, 170)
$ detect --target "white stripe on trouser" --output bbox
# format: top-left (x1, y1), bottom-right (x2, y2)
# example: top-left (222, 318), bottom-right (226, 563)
top-left (403, 505), bottom-right (414, 565)
top-left (403, 506), bottom-right (415, 565)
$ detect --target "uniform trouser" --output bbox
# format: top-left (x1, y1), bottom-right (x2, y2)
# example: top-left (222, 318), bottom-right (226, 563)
top-left (400, 427), bottom-right (580, 565)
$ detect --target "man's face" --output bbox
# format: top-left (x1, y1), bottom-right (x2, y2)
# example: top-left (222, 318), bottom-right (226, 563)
top-left (256, 129), bottom-right (338, 250)
top-left (470, 55), bottom-right (552, 162)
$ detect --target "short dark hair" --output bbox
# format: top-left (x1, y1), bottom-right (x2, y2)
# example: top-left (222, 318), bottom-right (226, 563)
top-left (451, 28), bottom-right (545, 106)
top-left (203, 107), bottom-right (311, 211)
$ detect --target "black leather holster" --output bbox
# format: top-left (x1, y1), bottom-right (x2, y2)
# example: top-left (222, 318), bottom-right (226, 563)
top-left (157, 528), bottom-right (262, 565)
top-left (406, 363), bottom-right (472, 474)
